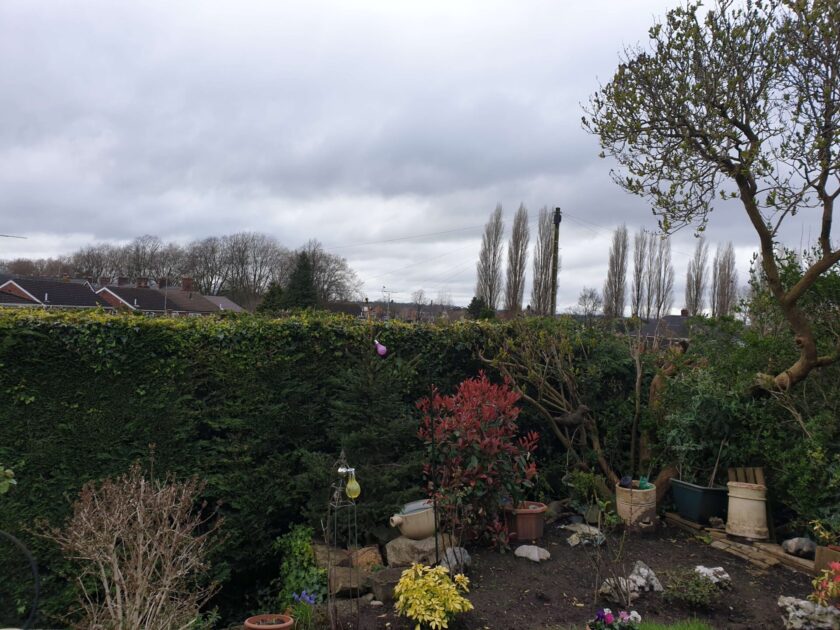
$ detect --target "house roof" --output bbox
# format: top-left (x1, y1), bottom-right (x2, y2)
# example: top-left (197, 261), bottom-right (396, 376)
top-left (638, 315), bottom-right (690, 340)
top-left (1, 278), bottom-right (107, 308)
top-left (203, 295), bottom-right (246, 312)
top-left (157, 289), bottom-right (218, 313)
top-left (98, 286), bottom-right (168, 311)
top-left (0, 291), bottom-right (37, 305)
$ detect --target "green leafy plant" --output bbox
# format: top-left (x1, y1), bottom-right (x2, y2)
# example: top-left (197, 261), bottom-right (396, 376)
top-left (273, 525), bottom-right (326, 608)
top-left (663, 570), bottom-right (720, 610)
top-left (809, 561), bottom-right (840, 608)
top-left (394, 563), bottom-right (473, 629)
top-left (0, 465), bottom-right (15, 495)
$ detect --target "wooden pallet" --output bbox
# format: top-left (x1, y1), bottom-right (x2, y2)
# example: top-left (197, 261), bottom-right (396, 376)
top-left (728, 466), bottom-right (766, 485)
top-left (664, 512), bottom-right (818, 575)
top-left (754, 542), bottom-right (817, 576)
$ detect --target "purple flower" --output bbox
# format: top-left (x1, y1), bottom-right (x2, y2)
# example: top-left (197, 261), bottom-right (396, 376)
top-left (595, 609), bottom-right (606, 622)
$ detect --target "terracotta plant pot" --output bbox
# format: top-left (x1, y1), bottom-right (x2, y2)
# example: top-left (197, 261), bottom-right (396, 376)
top-left (244, 614), bottom-right (294, 629)
top-left (512, 501), bottom-right (547, 542)
top-left (815, 544), bottom-right (840, 574)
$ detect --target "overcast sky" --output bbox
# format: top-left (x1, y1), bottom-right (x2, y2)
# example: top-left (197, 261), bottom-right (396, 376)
top-left (0, 1), bottom-right (821, 310)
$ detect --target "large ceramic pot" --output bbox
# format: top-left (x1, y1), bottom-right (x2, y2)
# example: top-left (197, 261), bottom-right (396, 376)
top-left (670, 479), bottom-right (728, 525)
top-left (615, 481), bottom-right (657, 526)
top-left (244, 614), bottom-right (294, 629)
top-left (725, 481), bottom-right (768, 540)
top-left (390, 499), bottom-right (436, 540)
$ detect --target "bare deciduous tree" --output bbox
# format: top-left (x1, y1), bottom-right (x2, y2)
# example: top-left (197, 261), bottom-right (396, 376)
top-left (42, 463), bottom-right (220, 630)
top-left (685, 237), bottom-right (709, 316)
top-left (630, 229), bottom-right (649, 317)
top-left (475, 204), bottom-right (505, 310)
top-left (184, 237), bottom-right (230, 295)
top-left (301, 239), bottom-right (361, 303)
top-left (411, 288), bottom-right (427, 320)
top-left (574, 286), bottom-right (603, 326)
top-left (652, 237), bottom-right (674, 318)
top-left (531, 206), bottom-right (556, 316)
top-left (504, 204), bottom-right (529, 313)
top-left (711, 242), bottom-right (738, 317)
top-left (602, 224), bottom-right (629, 318)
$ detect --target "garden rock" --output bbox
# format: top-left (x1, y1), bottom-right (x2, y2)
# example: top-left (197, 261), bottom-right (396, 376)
top-left (782, 537), bottom-right (817, 559)
top-left (313, 543), bottom-right (351, 569)
top-left (351, 545), bottom-right (384, 569)
top-left (440, 546), bottom-right (471, 574)
top-left (385, 534), bottom-right (454, 567)
top-left (329, 566), bottom-right (371, 597)
top-left (628, 560), bottom-right (663, 593)
top-left (371, 567), bottom-right (405, 604)
top-left (563, 522), bottom-right (605, 546)
top-left (695, 565), bottom-right (731, 588)
top-left (778, 595), bottom-right (840, 629)
top-left (514, 545), bottom-right (550, 562)
top-left (369, 600), bottom-right (383, 608)
top-left (599, 577), bottom-right (638, 604)
top-left (708, 516), bottom-right (725, 529)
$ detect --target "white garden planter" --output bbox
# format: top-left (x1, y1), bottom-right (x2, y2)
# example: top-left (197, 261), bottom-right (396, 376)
top-left (725, 481), bottom-right (768, 540)
top-left (615, 481), bottom-right (657, 526)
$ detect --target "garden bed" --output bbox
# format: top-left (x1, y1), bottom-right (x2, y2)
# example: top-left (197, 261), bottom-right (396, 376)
top-left (355, 522), bottom-right (812, 629)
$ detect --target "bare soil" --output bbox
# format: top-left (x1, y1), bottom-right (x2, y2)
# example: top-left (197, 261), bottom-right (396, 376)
top-left (354, 520), bottom-right (812, 630)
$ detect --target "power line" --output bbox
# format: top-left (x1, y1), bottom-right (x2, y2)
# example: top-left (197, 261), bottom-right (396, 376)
top-left (0, 234), bottom-right (27, 239)
top-left (328, 224), bottom-right (484, 250)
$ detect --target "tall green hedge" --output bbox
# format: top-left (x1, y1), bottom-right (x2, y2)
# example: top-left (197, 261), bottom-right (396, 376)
top-left (0, 310), bottom-right (498, 625)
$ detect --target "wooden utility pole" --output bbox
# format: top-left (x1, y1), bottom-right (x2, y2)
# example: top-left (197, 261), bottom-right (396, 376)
top-left (550, 207), bottom-right (562, 315)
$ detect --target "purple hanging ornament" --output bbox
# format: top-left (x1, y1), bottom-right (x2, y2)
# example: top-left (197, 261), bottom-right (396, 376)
top-left (374, 339), bottom-right (388, 357)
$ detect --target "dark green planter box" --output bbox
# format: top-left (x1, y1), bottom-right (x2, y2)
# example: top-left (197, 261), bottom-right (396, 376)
top-left (671, 479), bottom-right (728, 525)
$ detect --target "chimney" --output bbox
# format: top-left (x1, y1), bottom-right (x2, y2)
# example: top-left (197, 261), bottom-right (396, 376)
top-left (136, 277), bottom-right (149, 289)
top-left (117, 276), bottom-right (129, 286)
top-left (98, 276), bottom-right (110, 287)
top-left (157, 277), bottom-right (168, 289)
top-left (680, 308), bottom-right (689, 317)
top-left (181, 277), bottom-right (194, 292)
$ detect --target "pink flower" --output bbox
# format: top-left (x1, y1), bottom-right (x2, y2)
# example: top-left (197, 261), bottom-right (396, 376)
top-left (604, 612), bottom-right (615, 624)
top-left (619, 611), bottom-right (630, 621)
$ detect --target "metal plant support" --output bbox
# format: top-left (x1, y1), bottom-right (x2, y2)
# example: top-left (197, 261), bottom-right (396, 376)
top-left (324, 451), bottom-right (360, 630)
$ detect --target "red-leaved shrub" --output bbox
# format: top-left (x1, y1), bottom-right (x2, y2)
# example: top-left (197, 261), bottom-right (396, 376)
top-left (417, 372), bottom-right (539, 547)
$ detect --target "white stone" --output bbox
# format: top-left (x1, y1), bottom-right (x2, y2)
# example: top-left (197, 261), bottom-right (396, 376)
top-left (369, 600), bottom-right (384, 608)
top-left (629, 560), bottom-right (663, 592)
top-left (695, 565), bottom-right (731, 588)
top-left (563, 522), bottom-right (605, 546)
top-left (514, 544), bottom-right (551, 562)
top-left (778, 595), bottom-right (840, 629)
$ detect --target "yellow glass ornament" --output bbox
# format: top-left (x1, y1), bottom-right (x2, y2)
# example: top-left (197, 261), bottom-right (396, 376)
top-left (345, 471), bottom-right (361, 500)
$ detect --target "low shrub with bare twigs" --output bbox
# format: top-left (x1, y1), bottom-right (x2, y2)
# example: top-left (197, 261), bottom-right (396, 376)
top-left (42, 463), bottom-right (221, 630)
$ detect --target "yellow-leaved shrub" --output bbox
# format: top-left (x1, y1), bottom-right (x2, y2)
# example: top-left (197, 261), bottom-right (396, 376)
top-left (394, 563), bottom-right (473, 629)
